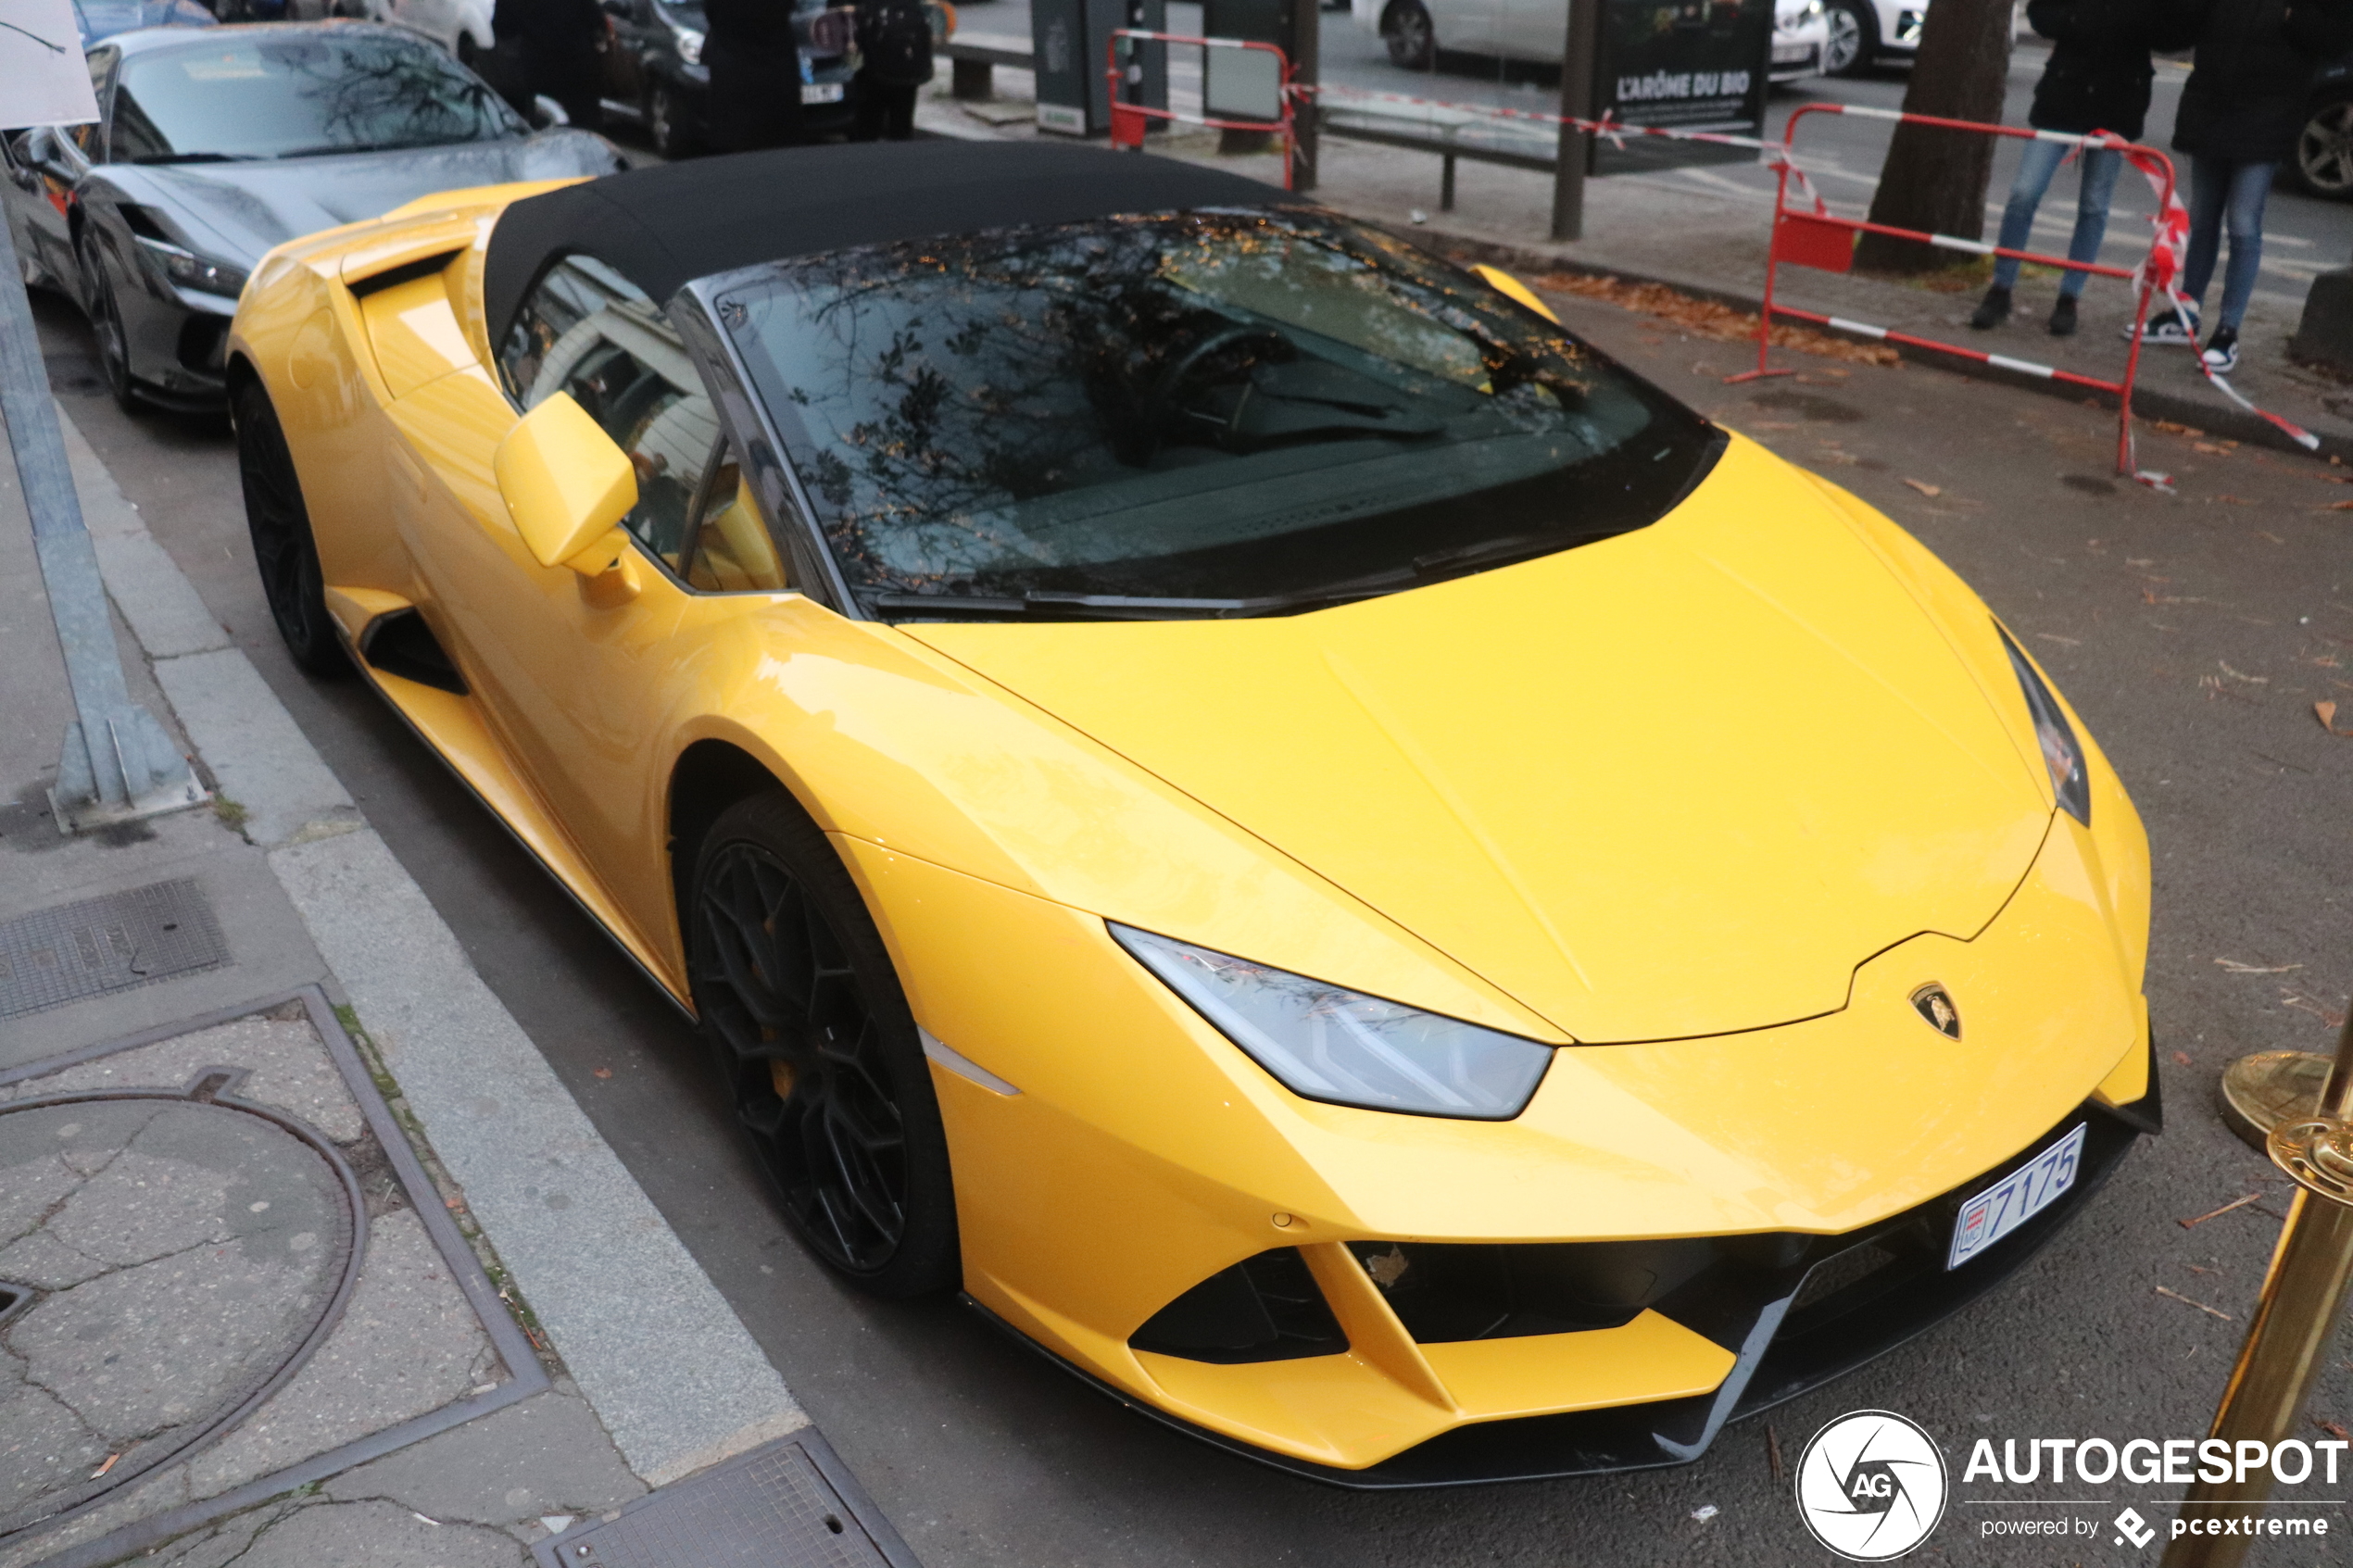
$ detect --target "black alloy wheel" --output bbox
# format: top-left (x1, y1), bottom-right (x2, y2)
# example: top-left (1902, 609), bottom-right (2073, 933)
top-left (1383, 0), bottom-right (1435, 69)
top-left (1822, 0), bottom-right (1874, 76)
top-left (688, 793), bottom-right (958, 1297)
top-left (77, 232), bottom-right (144, 414)
top-left (233, 383), bottom-right (349, 676)
top-left (2296, 94), bottom-right (2353, 200)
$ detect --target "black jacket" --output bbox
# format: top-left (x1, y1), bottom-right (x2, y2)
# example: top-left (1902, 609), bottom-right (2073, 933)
top-left (2026, 0), bottom-right (2183, 141)
top-left (2171, 0), bottom-right (2353, 160)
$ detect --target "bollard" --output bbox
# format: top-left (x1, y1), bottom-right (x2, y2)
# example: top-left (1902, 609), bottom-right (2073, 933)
top-left (0, 190), bottom-right (204, 832)
top-left (2161, 1008), bottom-right (2353, 1568)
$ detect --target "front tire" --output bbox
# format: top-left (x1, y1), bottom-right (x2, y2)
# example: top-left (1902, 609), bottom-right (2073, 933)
top-left (1382, 0), bottom-right (1435, 69)
top-left (77, 232), bottom-right (145, 414)
top-left (233, 382), bottom-right (348, 676)
top-left (2296, 94), bottom-right (2353, 200)
top-left (1822, 0), bottom-right (1875, 76)
top-left (687, 792), bottom-right (959, 1298)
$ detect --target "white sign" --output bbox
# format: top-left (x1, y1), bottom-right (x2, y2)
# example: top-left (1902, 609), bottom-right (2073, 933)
top-left (0, 0), bottom-right (100, 126)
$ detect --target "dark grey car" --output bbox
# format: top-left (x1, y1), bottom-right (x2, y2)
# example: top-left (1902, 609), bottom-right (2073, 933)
top-left (1, 21), bottom-right (626, 411)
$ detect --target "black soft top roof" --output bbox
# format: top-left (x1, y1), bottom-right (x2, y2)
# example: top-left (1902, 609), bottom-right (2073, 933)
top-left (482, 139), bottom-right (1285, 348)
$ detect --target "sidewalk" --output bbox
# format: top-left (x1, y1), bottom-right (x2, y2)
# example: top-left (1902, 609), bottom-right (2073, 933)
top-left (913, 73), bottom-right (2353, 462)
top-left (0, 404), bottom-right (917, 1565)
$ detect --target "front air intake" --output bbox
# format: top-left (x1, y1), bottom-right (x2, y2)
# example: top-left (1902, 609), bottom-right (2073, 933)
top-left (1128, 1248), bottom-right (1347, 1363)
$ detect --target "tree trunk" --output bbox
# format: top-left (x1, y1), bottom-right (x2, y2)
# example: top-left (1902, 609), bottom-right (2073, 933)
top-left (1854, 0), bottom-right (2016, 273)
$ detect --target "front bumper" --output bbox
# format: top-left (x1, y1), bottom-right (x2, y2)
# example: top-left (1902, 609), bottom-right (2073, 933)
top-left (975, 1058), bottom-right (2155, 1486)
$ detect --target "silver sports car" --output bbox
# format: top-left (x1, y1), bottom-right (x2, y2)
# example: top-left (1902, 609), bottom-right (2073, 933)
top-left (2, 21), bottom-right (624, 411)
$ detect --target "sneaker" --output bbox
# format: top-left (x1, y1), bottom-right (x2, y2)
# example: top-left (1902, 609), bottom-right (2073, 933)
top-left (2200, 326), bottom-right (2240, 374)
top-left (2048, 295), bottom-right (2078, 337)
top-left (2137, 305), bottom-right (2199, 345)
top-left (1969, 286), bottom-right (2012, 331)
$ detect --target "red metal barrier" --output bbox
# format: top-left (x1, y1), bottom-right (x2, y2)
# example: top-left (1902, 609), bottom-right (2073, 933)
top-left (1105, 31), bottom-right (1295, 193)
top-left (1739, 103), bottom-right (2174, 481)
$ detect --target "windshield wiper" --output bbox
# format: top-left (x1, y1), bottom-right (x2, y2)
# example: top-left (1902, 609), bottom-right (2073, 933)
top-left (271, 139), bottom-right (472, 159)
top-left (132, 151), bottom-right (258, 164)
top-left (867, 586), bottom-right (1397, 621)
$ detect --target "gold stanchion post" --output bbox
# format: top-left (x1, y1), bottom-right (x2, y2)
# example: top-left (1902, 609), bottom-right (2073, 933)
top-left (2162, 1008), bottom-right (2353, 1568)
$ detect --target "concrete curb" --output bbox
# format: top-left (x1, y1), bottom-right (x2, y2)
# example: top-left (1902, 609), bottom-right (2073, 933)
top-left (54, 404), bottom-right (808, 1489)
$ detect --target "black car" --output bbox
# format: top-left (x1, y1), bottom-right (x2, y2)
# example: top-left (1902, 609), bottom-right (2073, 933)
top-left (597, 0), bottom-right (857, 156)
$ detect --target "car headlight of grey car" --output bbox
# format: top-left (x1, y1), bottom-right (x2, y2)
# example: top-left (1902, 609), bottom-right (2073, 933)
top-left (1111, 924), bottom-right (1556, 1119)
top-left (137, 236), bottom-right (248, 299)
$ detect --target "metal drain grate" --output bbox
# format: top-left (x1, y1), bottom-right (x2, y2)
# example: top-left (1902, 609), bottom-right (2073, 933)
top-left (0, 879), bottom-right (228, 1019)
top-left (535, 1435), bottom-right (916, 1568)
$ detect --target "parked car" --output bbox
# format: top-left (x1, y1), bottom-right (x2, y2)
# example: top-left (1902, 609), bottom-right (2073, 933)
top-left (594, 0), bottom-right (858, 156)
top-left (1355, 0), bottom-right (1828, 83)
top-left (1821, 0), bottom-right (1924, 76)
top-left (360, 0), bottom-right (497, 70)
top-left (2296, 52), bottom-right (2353, 199)
top-left (0, 22), bottom-right (624, 411)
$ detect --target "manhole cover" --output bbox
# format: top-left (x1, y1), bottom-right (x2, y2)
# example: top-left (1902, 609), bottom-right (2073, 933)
top-left (0, 1078), bottom-right (361, 1537)
top-left (535, 1436), bottom-right (912, 1568)
top-left (0, 880), bottom-right (229, 1020)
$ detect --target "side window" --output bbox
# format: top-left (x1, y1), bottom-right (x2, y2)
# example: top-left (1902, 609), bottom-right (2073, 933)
top-left (499, 255), bottom-right (791, 593)
top-left (72, 48), bottom-right (116, 158)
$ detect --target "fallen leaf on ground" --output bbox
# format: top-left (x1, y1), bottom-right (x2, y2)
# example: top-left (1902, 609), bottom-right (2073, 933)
top-left (2328, 501), bottom-right (2353, 511)
top-left (2195, 442), bottom-right (2229, 455)
top-left (2219, 660), bottom-right (2268, 684)
top-left (2179, 1193), bottom-right (2262, 1229)
top-left (2319, 700), bottom-right (2353, 735)
top-left (2155, 1286), bottom-right (2233, 1321)
top-left (1904, 479), bottom-right (1942, 497)
top-left (1529, 270), bottom-right (1901, 366)
top-left (2320, 1420), bottom-right (2352, 1441)
top-left (2216, 958), bottom-right (2302, 973)
top-left (2172, 1050), bottom-right (2192, 1065)
top-left (2151, 419), bottom-right (2204, 436)
top-left (593, 1067), bottom-right (614, 1079)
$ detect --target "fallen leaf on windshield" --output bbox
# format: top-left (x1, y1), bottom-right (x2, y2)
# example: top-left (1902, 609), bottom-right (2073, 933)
top-left (1904, 479), bottom-right (1942, 497)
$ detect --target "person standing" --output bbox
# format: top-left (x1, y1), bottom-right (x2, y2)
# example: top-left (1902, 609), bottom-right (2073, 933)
top-left (851, 0), bottom-right (935, 141)
top-left (705, 0), bottom-right (807, 152)
top-left (490, 0), bottom-right (607, 132)
top-left (1970, 0), bottom-right (2181, 339)
top-left (2153, 0), bottom-right (2353, 371)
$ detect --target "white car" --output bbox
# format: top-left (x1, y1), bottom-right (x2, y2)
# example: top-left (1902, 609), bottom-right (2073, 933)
top-left (1357, 0), bottom-right (1829, 85)
top-left (363, 0), bottom-right (497, 68)
top-left (1823, 0), bottom-right (1926, 75)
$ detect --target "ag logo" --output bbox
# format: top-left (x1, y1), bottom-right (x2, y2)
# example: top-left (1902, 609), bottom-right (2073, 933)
top-left (1793, 1410), bottom-right (1948, 1561)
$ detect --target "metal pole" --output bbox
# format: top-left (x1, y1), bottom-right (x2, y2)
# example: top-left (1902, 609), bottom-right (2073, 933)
top-left (1550, 0), bottom-right (1600, 241)
top-left (0, 208), bottom-right (202, 832)
top-left (2161, 1007), bottom-right (2353, 1568)
top-left (1287, 0), bottom-right (1316, 192)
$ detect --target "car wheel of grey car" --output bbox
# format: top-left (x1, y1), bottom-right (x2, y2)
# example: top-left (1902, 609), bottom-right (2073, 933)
top-left (234, 383), bottom-right (349, 677)
top-left (1382, 0), bottom-right (1436, 69)
top-left (77, 233), bottom-right (146, 414)
top-left (1823, 0), bottom-right (1874, 76)
top-left (2296, 94), bottom-right (2353, 200)
top-left (687, 792), bottom-right (959, 1298)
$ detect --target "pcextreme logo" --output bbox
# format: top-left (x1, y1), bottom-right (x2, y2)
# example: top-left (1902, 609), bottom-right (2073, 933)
top-left (1794, 1411), bottom-right (1950, 1561)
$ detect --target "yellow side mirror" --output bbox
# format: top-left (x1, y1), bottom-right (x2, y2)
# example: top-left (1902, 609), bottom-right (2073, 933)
top-left (494, 393), bottom-right (637, 574)
top-left (1472, 264), bottom-right (1563, 327)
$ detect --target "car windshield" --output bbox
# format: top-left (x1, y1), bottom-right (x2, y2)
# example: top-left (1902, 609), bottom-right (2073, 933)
top-left (715, 209), bottom-right (1721, 621)
top-left (111, 32), bottom-right (522, 163)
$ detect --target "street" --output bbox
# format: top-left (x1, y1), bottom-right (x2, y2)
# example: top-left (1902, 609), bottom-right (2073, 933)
top-left (30, 217), bottom-right (2353, 1567)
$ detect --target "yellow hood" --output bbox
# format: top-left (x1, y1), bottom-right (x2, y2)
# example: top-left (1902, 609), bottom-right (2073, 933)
top-left (907, 438), bottom-right (2052, 1043)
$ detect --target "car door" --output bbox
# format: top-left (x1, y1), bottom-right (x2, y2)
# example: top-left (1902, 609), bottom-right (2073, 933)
top-left (374, 254), bottom-right (799, 950)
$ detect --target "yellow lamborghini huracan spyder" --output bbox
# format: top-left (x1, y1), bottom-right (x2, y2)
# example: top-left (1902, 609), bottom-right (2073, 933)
top-left (228, 140), bottom-right (2158, 1486)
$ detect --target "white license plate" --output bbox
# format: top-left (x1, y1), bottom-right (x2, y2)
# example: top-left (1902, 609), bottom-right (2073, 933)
top-left (1948, 1123), bottom-right (2084, 1269)
top-left (1772, 43), bottom-right (1813, 61)
top-left (801, 82), bottom-right (845, 104)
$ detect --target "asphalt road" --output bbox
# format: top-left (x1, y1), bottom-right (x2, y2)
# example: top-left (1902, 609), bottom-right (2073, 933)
top-left (31, 220), bottom-right (2353, 1562)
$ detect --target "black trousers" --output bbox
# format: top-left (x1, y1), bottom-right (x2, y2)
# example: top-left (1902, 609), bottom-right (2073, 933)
top-left (852, 76), bottom-right (918, 141)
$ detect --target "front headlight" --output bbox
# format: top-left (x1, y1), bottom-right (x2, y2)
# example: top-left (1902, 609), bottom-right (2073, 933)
top-left (1111, 925), bottom-right (1556, 1119)
top-left (671, 23), bottom-right (704, 62)
top-left (1996, 622), bottom-right (2090, 826)
top-left (137, 237), bottom-right (248, 298)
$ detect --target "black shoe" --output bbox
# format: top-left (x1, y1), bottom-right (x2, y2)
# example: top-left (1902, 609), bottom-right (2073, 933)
top-left (2200, 326), bottom-right (2240, 374)
top-left (2049, 295), bottom-right (2078, 337)
top-left (1969, 286), bottom-right (2012, 331)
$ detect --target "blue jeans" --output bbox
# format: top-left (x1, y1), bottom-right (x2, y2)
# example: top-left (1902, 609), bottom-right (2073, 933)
top-left (2181, 155), bottom-right (2275, 333)
top-left (1991, 139), bottom-right (2121, 298)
